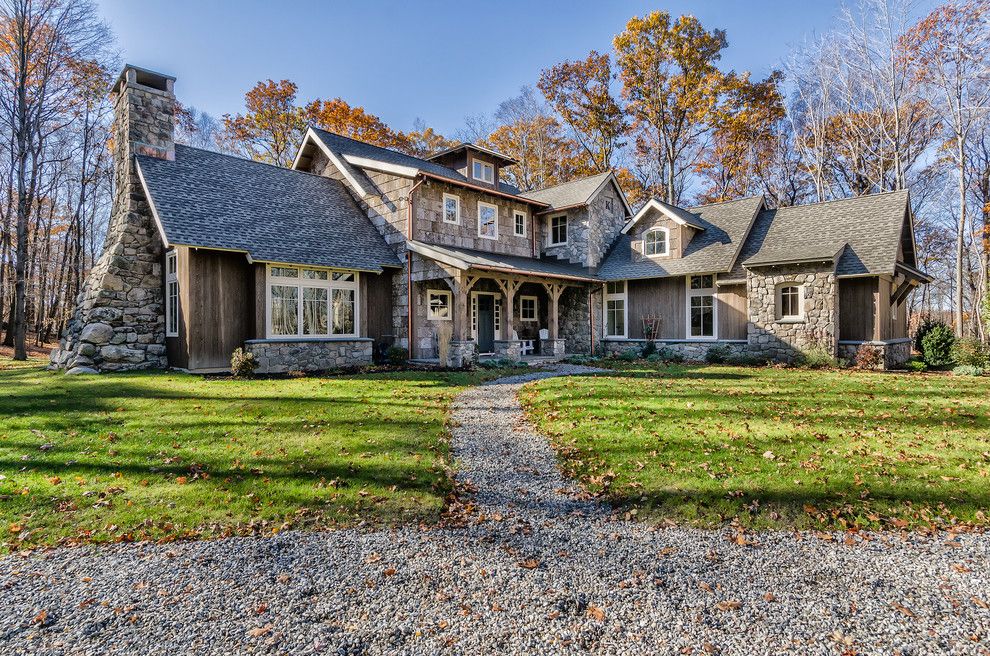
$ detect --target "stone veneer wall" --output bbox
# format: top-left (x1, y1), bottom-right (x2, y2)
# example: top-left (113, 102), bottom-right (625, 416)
top-left (601, 339), bottom-right (749, 361)
top-left (558, 285), bottom-right (600, 354)
top-left (838, 339), bottom-right (912, 370)
top-left (51, 68), bottom-right (174, 373)
top-left (746, 263), bottom-right (838, 363)
top-left (542, 180), bottom-right (627, 269)
top-left (245, 339), bottom-right (373, 374)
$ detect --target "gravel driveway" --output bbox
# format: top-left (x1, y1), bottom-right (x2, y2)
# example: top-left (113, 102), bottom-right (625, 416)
top-left (1, 365), bottom-right (988, 655)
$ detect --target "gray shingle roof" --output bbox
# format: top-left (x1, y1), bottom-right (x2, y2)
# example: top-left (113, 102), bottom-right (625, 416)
top-left (407, 241), bottom-right (599, 282)
top-left (739, 190), bottom-right (910, 276)
top-left (597, 196), bottom-right (764, 281)
top-left (136, 145), bottom-right (402, 272)
top-left (520, 171), bottom-right (613, 209)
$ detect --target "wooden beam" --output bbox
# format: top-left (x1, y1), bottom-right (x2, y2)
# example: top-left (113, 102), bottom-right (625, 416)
top-left (890, 279), bottom-right (915, 307)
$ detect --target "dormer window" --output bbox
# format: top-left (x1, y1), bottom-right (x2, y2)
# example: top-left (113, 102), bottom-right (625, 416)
top-left (472, 160), bottom-right (494, 184)
top-left (644, 228), bottom-right (669, 256)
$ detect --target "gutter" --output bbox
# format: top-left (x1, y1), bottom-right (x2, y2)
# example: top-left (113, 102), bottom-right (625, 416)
top-left (418, 172), bottom-right (549, 208)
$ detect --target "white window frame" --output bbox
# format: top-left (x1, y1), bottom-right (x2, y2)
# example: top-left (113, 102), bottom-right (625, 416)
top-left (477, 201), bottom-right (499, 240)
top-left (520, 295), bottom-right (538, 322)
top-left (265, 265), bottom-right (360, 339)
top-left (427, 289), bottom-right (452, 321)
top-left (686, 274), bottom-right (717, 340)
top-left (472, 159), bottom-right (494, 184)
top-left (643, 227), bottom-right (670, 257)
top-left (513, 209), bottom-right (527, 237)
top-left (165, 250), bottom-right (178, 337)
top-left (604, 280), bottom-right (627, 339)
top-left (776, 283), bottom-right (805, 322)
top-left (548, 214), bottom-right (568, 246)
top-left (442, 193), bottom-right (460, 225)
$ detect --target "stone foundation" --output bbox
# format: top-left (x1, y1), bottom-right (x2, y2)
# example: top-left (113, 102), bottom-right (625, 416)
top-left (602, 339), bottom-right (749, 362)
top-left (448, 340), bottom-right (478, 368)
top-left (540, 338), bottom-right (566, 357)
top-left (838, 339), bottom-right (912, 370)
top-left (246, 339), bottom-right (373, 374)
top-left (494, 339), bottom-right (522, 360)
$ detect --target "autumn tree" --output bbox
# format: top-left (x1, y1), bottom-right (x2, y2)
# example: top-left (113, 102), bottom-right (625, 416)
top-left (398, 118), bottom-right (457, 158)
top-left (221, 79), bottom-right (306, 167)
top-left (304, 97), bottom-right (408, 151)
top-left (614, 11), bottom-right (731, 205)
top-left (538, 51), bottom-right (626, 172)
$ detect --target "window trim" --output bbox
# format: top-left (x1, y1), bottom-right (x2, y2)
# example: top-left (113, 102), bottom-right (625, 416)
top-left (643, 227), bottom-right (670, 257)
top-left (442, 193), bottom-right (461, 225)
top-left (520, 295), bottom-right (538, 322)
top-left (775, 283), bottom-right (805, 322)
top-left (165, 250), bottom-right (178, 337)
top-left (604, 280), bottom-right (627, 339)
top-left (265, 265), bottom-right (360, 339)
top-left (427, 289), bottom-right (453, 321)
top-left (472, 159), bottom-right (495, 184)
top-left (685, 274), bottom-right (717, 340)
top-left (513, 209), bottom-right (527, 237)
top-left (477, 200), bottom-right (499, 240)
top-left (548, 214), bottom-right (568, 246)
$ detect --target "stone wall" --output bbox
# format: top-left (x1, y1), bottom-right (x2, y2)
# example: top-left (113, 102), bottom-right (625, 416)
top-left (542, 206), bottom-right (589, 267)
top-left (746, 263), bottom-right (838, 363)
top-left (838, 339), bottom-right (912, 370)
top-left (246, 339), bottom-right (373, 374)
top-left (585, 181), bottom-right (629, 268)
top-left (601, 339), bottom-right (749, 361)
top-left (51, 67), bottom-right (174, 373)
top-left (558, 284), bottom-right (599, 354)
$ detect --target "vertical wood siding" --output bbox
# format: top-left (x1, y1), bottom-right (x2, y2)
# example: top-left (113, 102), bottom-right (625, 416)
top-left (838, 277), bottom-right (876, 341)
top-left (717, 283), bottom-right (748, 340)
top-left (627, 277), bottom-right (686, 339)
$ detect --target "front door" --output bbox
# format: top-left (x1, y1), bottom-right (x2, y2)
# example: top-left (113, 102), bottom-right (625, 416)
top-left (476, 294), bottom-right (495, 354)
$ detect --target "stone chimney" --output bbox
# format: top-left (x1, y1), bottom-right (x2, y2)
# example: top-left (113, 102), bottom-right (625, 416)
top-left (51, 65), bottom-right (176, 373)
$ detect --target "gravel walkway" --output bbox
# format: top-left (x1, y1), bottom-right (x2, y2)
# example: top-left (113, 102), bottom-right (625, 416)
top-left (1, 365), bottom-right (988, 655)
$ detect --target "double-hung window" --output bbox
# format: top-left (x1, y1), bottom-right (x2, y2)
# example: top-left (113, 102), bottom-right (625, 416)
top-left (268, 266), bottom-right (359, 338)
top-left (514, 210), bottom-right (527, 237)
top-left (687, 274), bottom-right (715, 339)
top-left (165, 250), bottom-right (178, 337)
top-left (442, 193), bottom-right (460, 224)
top-left (472, 160), bottom-right (494, 183)
top-left (549, 214), bottom-right (567, 246)
top-left (777, 284), bottom-right (803, 320)
top-left (478, 201), bottom-right (498, 240)
top-left (605, 281), bottom-right (627, 338)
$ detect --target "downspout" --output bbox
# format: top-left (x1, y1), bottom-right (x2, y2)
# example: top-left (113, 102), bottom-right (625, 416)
top-left (405, 176), bottom-right (426, 354)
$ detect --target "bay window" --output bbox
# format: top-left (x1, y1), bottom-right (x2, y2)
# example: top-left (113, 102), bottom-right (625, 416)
top-left (267, 266), bottom-right (359, 338)
top-left (687, 274), bottom-right (715, 339)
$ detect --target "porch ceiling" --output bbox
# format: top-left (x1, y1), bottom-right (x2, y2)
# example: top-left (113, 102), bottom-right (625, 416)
top-left (406, 240), bottom-right (599, 283)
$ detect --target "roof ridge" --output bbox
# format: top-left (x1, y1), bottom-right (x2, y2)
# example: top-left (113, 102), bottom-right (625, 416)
top-left (687, 194), bottom-right (764, 210)
top-left (310, 126), bottom-right (442, 168)
top-left (770, 189), bottom-right (908, 212)
top-left (173, 143), bottom-right (328, 179)
top-left (526, 170), bottom-right (611, 194)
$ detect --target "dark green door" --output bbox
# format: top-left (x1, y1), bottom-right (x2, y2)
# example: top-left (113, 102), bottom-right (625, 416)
top-left (477, 295), bottom-right (495, 354)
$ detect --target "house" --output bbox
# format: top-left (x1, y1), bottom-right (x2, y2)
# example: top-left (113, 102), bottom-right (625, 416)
top-left (51, 65), bottom-right (930, 374)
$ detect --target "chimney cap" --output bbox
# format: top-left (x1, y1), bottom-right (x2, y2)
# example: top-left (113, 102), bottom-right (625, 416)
top-left (111, 64), bottom-right (175, 94)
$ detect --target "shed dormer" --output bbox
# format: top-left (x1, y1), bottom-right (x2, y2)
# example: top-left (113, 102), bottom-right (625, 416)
top-left (427, 143), bottom-right (516, 190)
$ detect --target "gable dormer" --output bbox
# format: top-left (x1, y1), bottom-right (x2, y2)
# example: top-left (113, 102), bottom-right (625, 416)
top-left (623, 198), bottom-right (706, 262)
top-left (427, 143), bottom-right (516, 190)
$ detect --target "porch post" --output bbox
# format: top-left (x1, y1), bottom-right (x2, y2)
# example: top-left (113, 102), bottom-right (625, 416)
top-left (541, 281), bottom-right (566, 357)
top-left (450, 273), bottom-right (477, 367)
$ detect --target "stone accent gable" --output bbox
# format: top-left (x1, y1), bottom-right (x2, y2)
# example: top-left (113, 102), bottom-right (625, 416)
top-left (542, 178), bottom-right (628, 269)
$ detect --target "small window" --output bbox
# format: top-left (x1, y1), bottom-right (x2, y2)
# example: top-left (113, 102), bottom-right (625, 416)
top-left (165, 250), bottom-right (178, 337)
top-left (514, 210), bottom-right (527, 237)
top-left (549, 214), bottom-right (567, 245)
top-left (303, 269), bottom-right (328, 280)
top-left (443, 193), bottom-right (460, 224)
top-left (777, 284), bottom-right (803, 320)
top-left (644, 228), bottom-right (668, 256)
top-left (271, 266), bottom-right (299, 278)
top-left (428, 289), bottom-right (452, 320)
top-left (690, 274), bottom-right (714, 290)
top-left (478, 201), bottom-right (498, 240)
top-left (472, 160), bottom-right (494, 183)
top-left (520, 296), bottom-right (537, 321)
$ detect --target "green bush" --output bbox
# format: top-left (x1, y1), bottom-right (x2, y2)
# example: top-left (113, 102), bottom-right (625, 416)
top-left (903, 358), bottom-right (927, 372)
top-left (704, 344), bottom-right (732, 364)
top-left (617, 347), bottom-right (640, 362)
top-left (726, 352), bottom-right (768, 367)
top-left (921, 324), bottom-right (955, 367)
top-left (952, 364), bottom-right (985, 377)
top-left (230, 347), bottom-right (258, 377)
top-left (655, 347), bottom-right (684, 363)
top-left (913, 316), bottom-right (940, 356)
top-left (641, 341), bottom-right (657, 358)
top-left (563, 355), bottom-right (595, 366)
top-left (950, 337), bottom-right (989, 368)
top-left (799, 347), bottom-right (836, 369)
top-left (386, 346), bottom-right (409, 365)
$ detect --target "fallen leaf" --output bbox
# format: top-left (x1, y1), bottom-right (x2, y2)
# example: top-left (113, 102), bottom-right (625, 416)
top-left (972, 597), bottom-right (989, 609)
top-left (890, 602), bottom-right (916, 618)
top-left (518, 558), bottom-right (540, 570)
top-left (715, 600), bottom-right (742, 611)
top-left (383, 568), bottom-right (397, 577)
top-left (248, 624), bottom-right (273, 638)
top-left (763, 592), bottom-right (776, 602)
top-left (33, 609), bottom-right (47, 625)
top-left (698, 581), bottom-right (713, 593)
top-left (586, 605), bottom-right (605, 621)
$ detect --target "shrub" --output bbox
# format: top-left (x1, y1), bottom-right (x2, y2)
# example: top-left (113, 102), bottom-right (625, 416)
top-left (726, 352), bottom-right (767, 367)
top-left (950, 337), bottom-right (989, 368)
top-left (853, 344), bottom-right (883, 370)
top-left (645, 353), bottom-right (663, 363)
top-left (903, 358), bottom-right (927, 373)
top-left (386, 346), bottom-right (409, 366)
top-left (913, 316), bottom-right (940, 356)
top-left (230, 347), bottom-right (257, 377)
top-left (657, 347), bottom-right (684, 363)
top-left (952, 364), bottom-right (985, 377)
top-left (641, 341), bottom-right (657, 358)
top-left (704, 344), bottom-right (732, 364)
top-left (921, 324), bottom-right (955, 367)
top-left (617, 347), bottom-right (640, 362)
top-left (563, 355), bottom-right (594, 365)
top-left (799, 347), bottom-right (836, 369)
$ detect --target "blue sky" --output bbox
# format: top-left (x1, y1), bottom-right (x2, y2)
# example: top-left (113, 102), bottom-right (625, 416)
top-left (95, 1), bottom-right (845, 134)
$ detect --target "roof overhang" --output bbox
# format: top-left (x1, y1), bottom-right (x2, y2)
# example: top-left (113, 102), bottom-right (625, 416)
top-left (292, 128), bottom-right (372, 198)
top-left (426, 142), bottom-right (519, 166)
top-left (406, 240), bottom-right (598, 283)
top-left (621, 198), bottom-right (706, 234)
top-left (895, 261), bottom-right (933, 284)
top-left (530, 172), bottom-right (634, 218)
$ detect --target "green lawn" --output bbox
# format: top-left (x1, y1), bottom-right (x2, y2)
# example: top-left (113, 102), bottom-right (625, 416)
top-left (0, 361), bottom-right (513, 551)
top-left (521, 363), bottom-right (990, 531)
